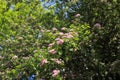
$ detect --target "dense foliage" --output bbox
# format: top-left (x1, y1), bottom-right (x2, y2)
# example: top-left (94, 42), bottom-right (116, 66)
top-left (0, 0), bottom-right (120, 80)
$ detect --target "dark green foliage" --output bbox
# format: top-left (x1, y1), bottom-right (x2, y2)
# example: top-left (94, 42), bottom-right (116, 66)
top-left (56, 0), bottom-right (120, 79)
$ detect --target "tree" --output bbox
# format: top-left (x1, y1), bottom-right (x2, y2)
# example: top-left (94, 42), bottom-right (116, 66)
top-left (0, 0), bottom-right (120, 80)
